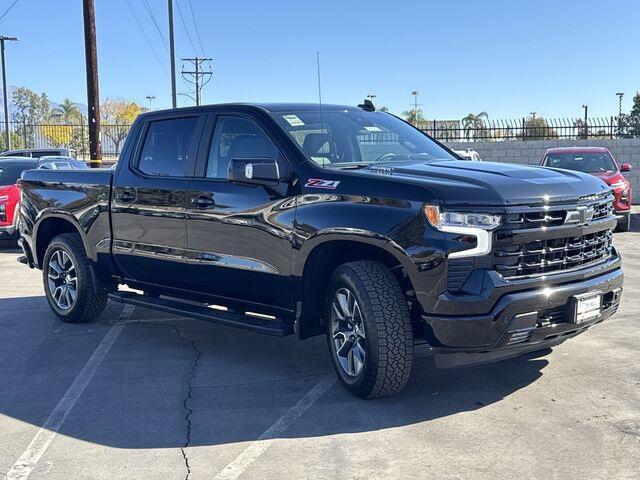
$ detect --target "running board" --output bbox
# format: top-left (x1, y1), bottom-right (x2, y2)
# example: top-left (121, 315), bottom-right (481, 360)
top-left (108, 291), bottom-right (293, 336)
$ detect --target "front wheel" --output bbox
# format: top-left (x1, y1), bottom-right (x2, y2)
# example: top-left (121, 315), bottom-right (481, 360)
top-left (326, 261), bottom-right (414, 399)
top-left (42, 233), bottom-right (107, 323)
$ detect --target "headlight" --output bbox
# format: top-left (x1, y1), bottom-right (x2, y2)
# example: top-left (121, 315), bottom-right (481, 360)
top-left (424, 205), bottom-right (501, 258)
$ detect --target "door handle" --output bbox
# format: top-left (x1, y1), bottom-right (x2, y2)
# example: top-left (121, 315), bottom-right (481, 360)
top-left (192, 194), bottom-right (215, 209)
top-left (117, 190), bottom-right (135, 203)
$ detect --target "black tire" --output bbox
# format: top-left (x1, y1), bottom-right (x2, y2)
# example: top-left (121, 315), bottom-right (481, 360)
top-left (615, 212), bottom-right (631, 232)
top-left (42, 233), bottom-right (107, 323)
top-left (326, 261), bottom-right (413, 399)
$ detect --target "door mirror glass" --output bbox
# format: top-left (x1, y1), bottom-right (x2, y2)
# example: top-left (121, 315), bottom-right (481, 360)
top-left (620, 163), bottom-right (632, 172)
top-left (228, 158), bottom-right (280, 185)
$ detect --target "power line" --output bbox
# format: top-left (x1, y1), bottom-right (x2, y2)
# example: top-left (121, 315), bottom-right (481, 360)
top-left (187, 0), bottom-right (206, 57)
top-left (141, 0), bottom-right (169, 52)
top-left (175, 0), bottom-right (198, 56)
top-left (0, 0), bottom-right (20, 22)
top-left (126, 0), bottom-right (167, 74)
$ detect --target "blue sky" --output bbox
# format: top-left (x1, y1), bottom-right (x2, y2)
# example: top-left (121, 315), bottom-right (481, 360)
top-left (2, 0), bottom-right (639, 119)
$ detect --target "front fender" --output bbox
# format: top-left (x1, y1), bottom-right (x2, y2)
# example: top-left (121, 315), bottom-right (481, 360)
top-left (293, 227), bottom-right (418, 278)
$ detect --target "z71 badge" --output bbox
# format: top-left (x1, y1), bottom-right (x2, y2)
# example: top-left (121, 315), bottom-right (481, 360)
top-left (305, 178), bottom-right (341, 189)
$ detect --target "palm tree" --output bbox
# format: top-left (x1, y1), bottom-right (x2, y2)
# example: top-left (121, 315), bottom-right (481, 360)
top-left (461, 111), bottom-right (488, 140)
top-left (50, 98), bottom-right (82, 124)
top-left (402, 108), bottom-right (427, 128)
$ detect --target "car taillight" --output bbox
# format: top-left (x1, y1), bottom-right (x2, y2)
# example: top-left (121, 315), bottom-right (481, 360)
top-left (0, 197), bottom-right (6, 223)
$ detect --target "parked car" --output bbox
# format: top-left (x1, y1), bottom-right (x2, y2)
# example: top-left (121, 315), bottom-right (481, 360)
top-left (0, 158), bottom-right (38, 241)
top-left (17, 102), bottom-right (623, 398)
top-left (37, 156), bottom-right (89, 170)
top-left (453, 148), bottom-right (481, 161)
top-left (0, 147), bottom-right (73, 159)
top-left (540, 147), bottom-right (632, 231)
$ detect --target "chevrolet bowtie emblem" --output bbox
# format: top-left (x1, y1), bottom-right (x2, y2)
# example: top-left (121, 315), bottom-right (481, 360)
top-left (565, 206), bottom-right (594, 225)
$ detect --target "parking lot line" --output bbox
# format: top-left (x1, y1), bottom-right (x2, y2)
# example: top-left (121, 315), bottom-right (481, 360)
top-left (214, 374), bottom-right (336, 480)
top-left (4, 305), bottom-right (135, 480)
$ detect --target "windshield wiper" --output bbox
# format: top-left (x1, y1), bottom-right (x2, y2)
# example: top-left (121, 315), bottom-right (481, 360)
top-left (326, 162), bottom-right (372, 169)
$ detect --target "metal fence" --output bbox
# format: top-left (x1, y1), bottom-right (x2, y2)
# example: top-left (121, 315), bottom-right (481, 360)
top-left (1, 122), bottom-right (132, 159)
top-left (418, 116), bottom-right (640, 142)
top-left (1, 116), bottom-right (639, 159)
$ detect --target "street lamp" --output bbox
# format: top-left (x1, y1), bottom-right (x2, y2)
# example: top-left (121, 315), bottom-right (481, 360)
top-left (145, 95), bottom-right (156, 110)
top-left (0, 36), bottom-right (18, 150)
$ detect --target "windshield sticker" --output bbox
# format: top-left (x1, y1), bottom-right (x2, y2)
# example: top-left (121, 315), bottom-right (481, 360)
top-left (364, 126), bottom-right (382, 132)
top-left (283, 114), bottom-right (305, 127)
top-left (305, 178), bottom-right (340, 189)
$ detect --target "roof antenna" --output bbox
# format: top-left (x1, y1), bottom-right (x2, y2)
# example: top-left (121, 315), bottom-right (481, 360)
top-left (316, 51), bottom-right (327, 168)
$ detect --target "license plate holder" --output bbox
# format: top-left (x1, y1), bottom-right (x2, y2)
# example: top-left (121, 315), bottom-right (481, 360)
top-left (572, 291), bottom-right (602, 324)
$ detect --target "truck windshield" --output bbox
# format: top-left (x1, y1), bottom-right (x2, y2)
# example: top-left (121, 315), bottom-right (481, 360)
top-left (543, 152), bottom-right (617, 173)
top-left (271, 109), bottom-right (456, 167)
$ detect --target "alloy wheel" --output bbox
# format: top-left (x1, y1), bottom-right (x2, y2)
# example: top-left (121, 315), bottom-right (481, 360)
top-left (330, 288), bottom-right (366, 377)
top-left (47, 249), bottom-right (77, 310)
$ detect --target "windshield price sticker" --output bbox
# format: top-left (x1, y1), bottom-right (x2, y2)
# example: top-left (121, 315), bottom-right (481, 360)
top-left (305, 178), bottom-right (341, 189)
top-left (283, 114), bottom-right (305, 127)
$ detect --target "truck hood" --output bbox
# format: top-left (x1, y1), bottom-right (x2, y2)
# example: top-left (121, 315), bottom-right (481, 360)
top-left (362, 160), bottom-right (611, 206)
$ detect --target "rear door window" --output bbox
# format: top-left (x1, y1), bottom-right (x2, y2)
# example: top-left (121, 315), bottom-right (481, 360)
top-left (138, 117), bottom-right (200, 177)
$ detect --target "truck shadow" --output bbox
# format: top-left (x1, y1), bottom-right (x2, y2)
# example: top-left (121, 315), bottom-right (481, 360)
top-left (0, 297), bottom-right (549, 450)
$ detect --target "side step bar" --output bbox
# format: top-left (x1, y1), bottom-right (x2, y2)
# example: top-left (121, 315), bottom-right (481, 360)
top-left (108, 291), bottom-right (293, 336)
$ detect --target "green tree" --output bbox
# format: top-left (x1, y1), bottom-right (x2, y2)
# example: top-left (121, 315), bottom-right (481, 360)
top-left (377, 106), bottom-right (389, 112)
top-left (11, 87), bottom-right (51, 148)
top-left (616, 92), bottom-right (640, 138)
top-left (524, 116), bottom-right (557, 139)
top-left (50, 98), bottom-right (82, 124)
top-left (461, 112), bottom-right (488, 140)
top-left (402, 108), bottom-right (426, 128)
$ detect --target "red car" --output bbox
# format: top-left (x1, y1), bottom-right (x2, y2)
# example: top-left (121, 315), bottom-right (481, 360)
top-left (541, 147), bottom-right (632, 231)
top-left (0, 158), bottom-right (38, 242)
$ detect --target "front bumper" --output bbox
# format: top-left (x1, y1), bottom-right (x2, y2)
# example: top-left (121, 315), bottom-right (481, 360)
top-left (424, 265), bottom-right (623, 368)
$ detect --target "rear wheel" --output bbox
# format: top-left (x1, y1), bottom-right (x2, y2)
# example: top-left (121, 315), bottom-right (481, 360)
top-left (42, 233), bottom-right (107, 323)
top-left (326, 261), bottom-right (413, 398)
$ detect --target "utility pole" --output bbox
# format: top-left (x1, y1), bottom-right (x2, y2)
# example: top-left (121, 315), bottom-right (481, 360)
top-left (412, 90), bottom-right (419, 115)
top-left (168, 0), bottom-right (177, 108)
top-left (181, 57), bottom-right (212, 106)
top-left (616, 92), bottom-right (624, 118)
top-left (146, 95), bottom-right (155, 110)
top-left (82, 0), bottom-right (101, 167)
top-left (0, 36), bottom-right (18, 151)
top-left (530, 112), bottom-right (537, 120)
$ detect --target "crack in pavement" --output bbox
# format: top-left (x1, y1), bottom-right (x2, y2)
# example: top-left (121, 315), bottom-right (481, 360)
top-left (173, 322), bottom-right (202, 480)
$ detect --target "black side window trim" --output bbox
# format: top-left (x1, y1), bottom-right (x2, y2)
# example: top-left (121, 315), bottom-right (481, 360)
top-left (131, 114), bottom-right (206, 179)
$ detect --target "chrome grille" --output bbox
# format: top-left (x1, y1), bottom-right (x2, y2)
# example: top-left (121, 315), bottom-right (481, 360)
top-left (503, 200), bottom-right (614, 230)
top-left (494, 196), bottom-right (615, 279)
top-left (495, 230), bottom-right (613, 277)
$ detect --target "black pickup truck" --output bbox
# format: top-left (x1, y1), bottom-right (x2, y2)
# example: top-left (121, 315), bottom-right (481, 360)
top-left (17, 102), bottom-right (623, 398)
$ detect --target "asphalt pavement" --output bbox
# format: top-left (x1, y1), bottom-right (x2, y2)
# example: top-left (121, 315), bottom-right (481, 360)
top-left (0, 211), bottom-right (638, 479)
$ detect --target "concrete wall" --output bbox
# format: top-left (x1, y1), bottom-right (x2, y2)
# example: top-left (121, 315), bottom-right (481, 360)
top-left (444, 138), bottom-right (640, 203)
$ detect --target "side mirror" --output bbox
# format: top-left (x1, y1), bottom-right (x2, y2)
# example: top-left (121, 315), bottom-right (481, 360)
top-left (228, 158), bottom-right (280, 185)
top-left (620, 163), bottom-right (632, 172)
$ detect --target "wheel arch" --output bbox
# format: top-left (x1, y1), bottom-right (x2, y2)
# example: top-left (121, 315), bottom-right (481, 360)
top-left (33, 214), bottom-right (90, 268)
top-left (294, 230), bottom-right (418, 339)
